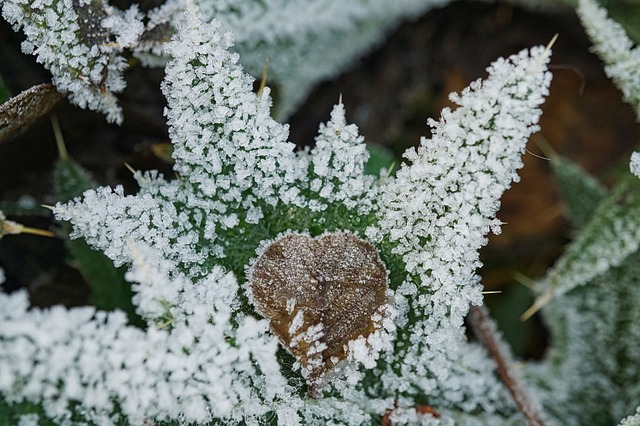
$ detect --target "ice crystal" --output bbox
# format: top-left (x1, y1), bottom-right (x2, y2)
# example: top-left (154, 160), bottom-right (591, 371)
top-left (0, 2), bottom-right (555, 424)
top-left (139, 0), bottom-right (448, 118)
top-left (0, 0), bottom-right (143, 124)
top-left (577, 0), bottom-right (640, 120)
top-left (0, 243), bottom-right (294, 424)
top-left (620, 407), bottom-right (640, 426)
top-left (632, 152), bottom-right (640, 178)
top-left (374, 45), bottom-right (552, 405)
top-left (310, 104), bottom-right (377, 213)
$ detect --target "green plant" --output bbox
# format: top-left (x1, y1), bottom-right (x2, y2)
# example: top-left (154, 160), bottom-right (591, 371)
top-left (0, 0), bottom-right (639, 425)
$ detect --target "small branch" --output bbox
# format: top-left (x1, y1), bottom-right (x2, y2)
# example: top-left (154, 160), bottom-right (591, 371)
top-left (469, 305), bottom-right (546, 426)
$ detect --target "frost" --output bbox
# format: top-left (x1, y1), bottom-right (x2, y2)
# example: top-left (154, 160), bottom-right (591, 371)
top-left (577, 0), bottom-right (640, 120)
top-left (15, 2), bottom-right (554, 424)
top-left (16, 414), bottom-right (40, 426)
top-left (620, 407), bottom-right (640, 426)
top-left (0, 0), bottom-right (142, 124)
top-left (376, 44), bottom-right (552, 404)
top-left (631, 152), bottom-right (640, 178)
top-left (140, 0), bottom-right (448, 118)
top-left (0, 243), bottom-right (294, 424)
top-left (310, 103), bottom-right (377, 213)
top-left (101, 4), bottom-right (144, 48)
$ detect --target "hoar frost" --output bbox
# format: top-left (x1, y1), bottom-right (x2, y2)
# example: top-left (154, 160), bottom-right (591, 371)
top-left (1, 2), bottom-right (554, 424)
top-left (248, 231), bottom-right (396, 395)
top-left (0, 0), bottom-right (143, 124)
top-left (577, 0), bottom-right (640, 121)
top-left (0, 243), bottom-right (294, 425)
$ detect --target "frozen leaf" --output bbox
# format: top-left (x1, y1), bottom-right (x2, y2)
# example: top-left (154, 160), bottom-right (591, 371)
top-left (551, 154), bottom-right (607, 229)
top-left (578, 0), bottom-right (640, 120)
top-left (0, 84), bottom-right (62, 143)
top-left (527, 248), bottom-right (640, 424)
top-left (525, 172), bottom-right (640, 318)
top-left (0, 0), bottom-right (143, 124)
top-left (249, 232), bottom-right (394, 394)
top-left (375, 43), bottom-right (553, 403)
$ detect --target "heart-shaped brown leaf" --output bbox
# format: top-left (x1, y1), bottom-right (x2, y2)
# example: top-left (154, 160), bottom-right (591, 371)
top-left (249, 232), bottom-right (390, 394)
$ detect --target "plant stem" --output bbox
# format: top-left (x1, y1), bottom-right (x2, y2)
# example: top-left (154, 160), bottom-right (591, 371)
top-left (469, 305), bottom-right (546, 426)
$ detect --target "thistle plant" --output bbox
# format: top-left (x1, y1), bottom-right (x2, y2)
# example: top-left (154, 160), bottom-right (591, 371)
top-left (0, 0), bottom-right (559, 423)
top-left (1, 0), bottom-right (640, 425)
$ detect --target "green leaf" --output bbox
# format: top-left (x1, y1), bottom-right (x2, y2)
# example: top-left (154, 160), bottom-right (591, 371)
top-left (600, 0), bottom-right (640, 43)
top-left (53, 158), bottom-right (141, 324)
top-left (527, 242), bottom-right (640, 424)
top-left (551, 155), bottom-right (607, 229)
top-left (526, 172), bottom-right (640, 318)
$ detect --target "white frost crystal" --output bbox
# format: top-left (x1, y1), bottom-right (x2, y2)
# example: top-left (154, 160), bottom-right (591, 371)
top-left (141, 0), bottom-right (448, 118)
top-left (1, 2), bottom-right (554, 424)
top-left (376, 44), bottom-right (552, 405)
top-left (0, 0), bottom-right (143, 124)
top-left (578, 0), bottom-right (640, 120)
top-left (0, 243), bottom-right (294, 424)
top-left (631, 152), bottom-right (640, 178)
top-left (620, 407), bottom-right (640, 426)
top-left (310, 104), bottom-right (377, 213)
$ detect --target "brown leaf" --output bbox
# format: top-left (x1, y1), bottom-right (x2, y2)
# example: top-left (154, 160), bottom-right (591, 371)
top-left (250, 232), bottom-right (388, 394)
top-left (0, 83), bottom-right (63, 143)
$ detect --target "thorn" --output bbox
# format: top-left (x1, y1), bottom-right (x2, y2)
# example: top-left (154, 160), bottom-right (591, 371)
top-left (532, 134), bottom-right (558, 163)
top-left (513, 271), bottom-right (538, 291)
top-left (124, 162), bottom-right (137, 175)
top-left (521, 288), bottom-right (553, 321)
top-left (338, 93), bottom-right (343, 105)
top-left (525, 147), bottom-right (551, 161)
top-left (2, 220), bottom-right (55, 238)
top-left (545, 33), bottom-right (559, 54)
top-left (50, 114), bottom-right (68, 161)
top-left (384, 162), bottom-right (396, 178)
top-left (41, 204), bottom-right (55, 211)
top-left (481, 290), bottom-right (502, 295)
top-left (257, 58), bottom-right (269, 97)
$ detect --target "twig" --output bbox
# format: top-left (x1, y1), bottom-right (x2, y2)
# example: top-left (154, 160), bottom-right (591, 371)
top-left (469, 305), bottom-right (546, 426)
